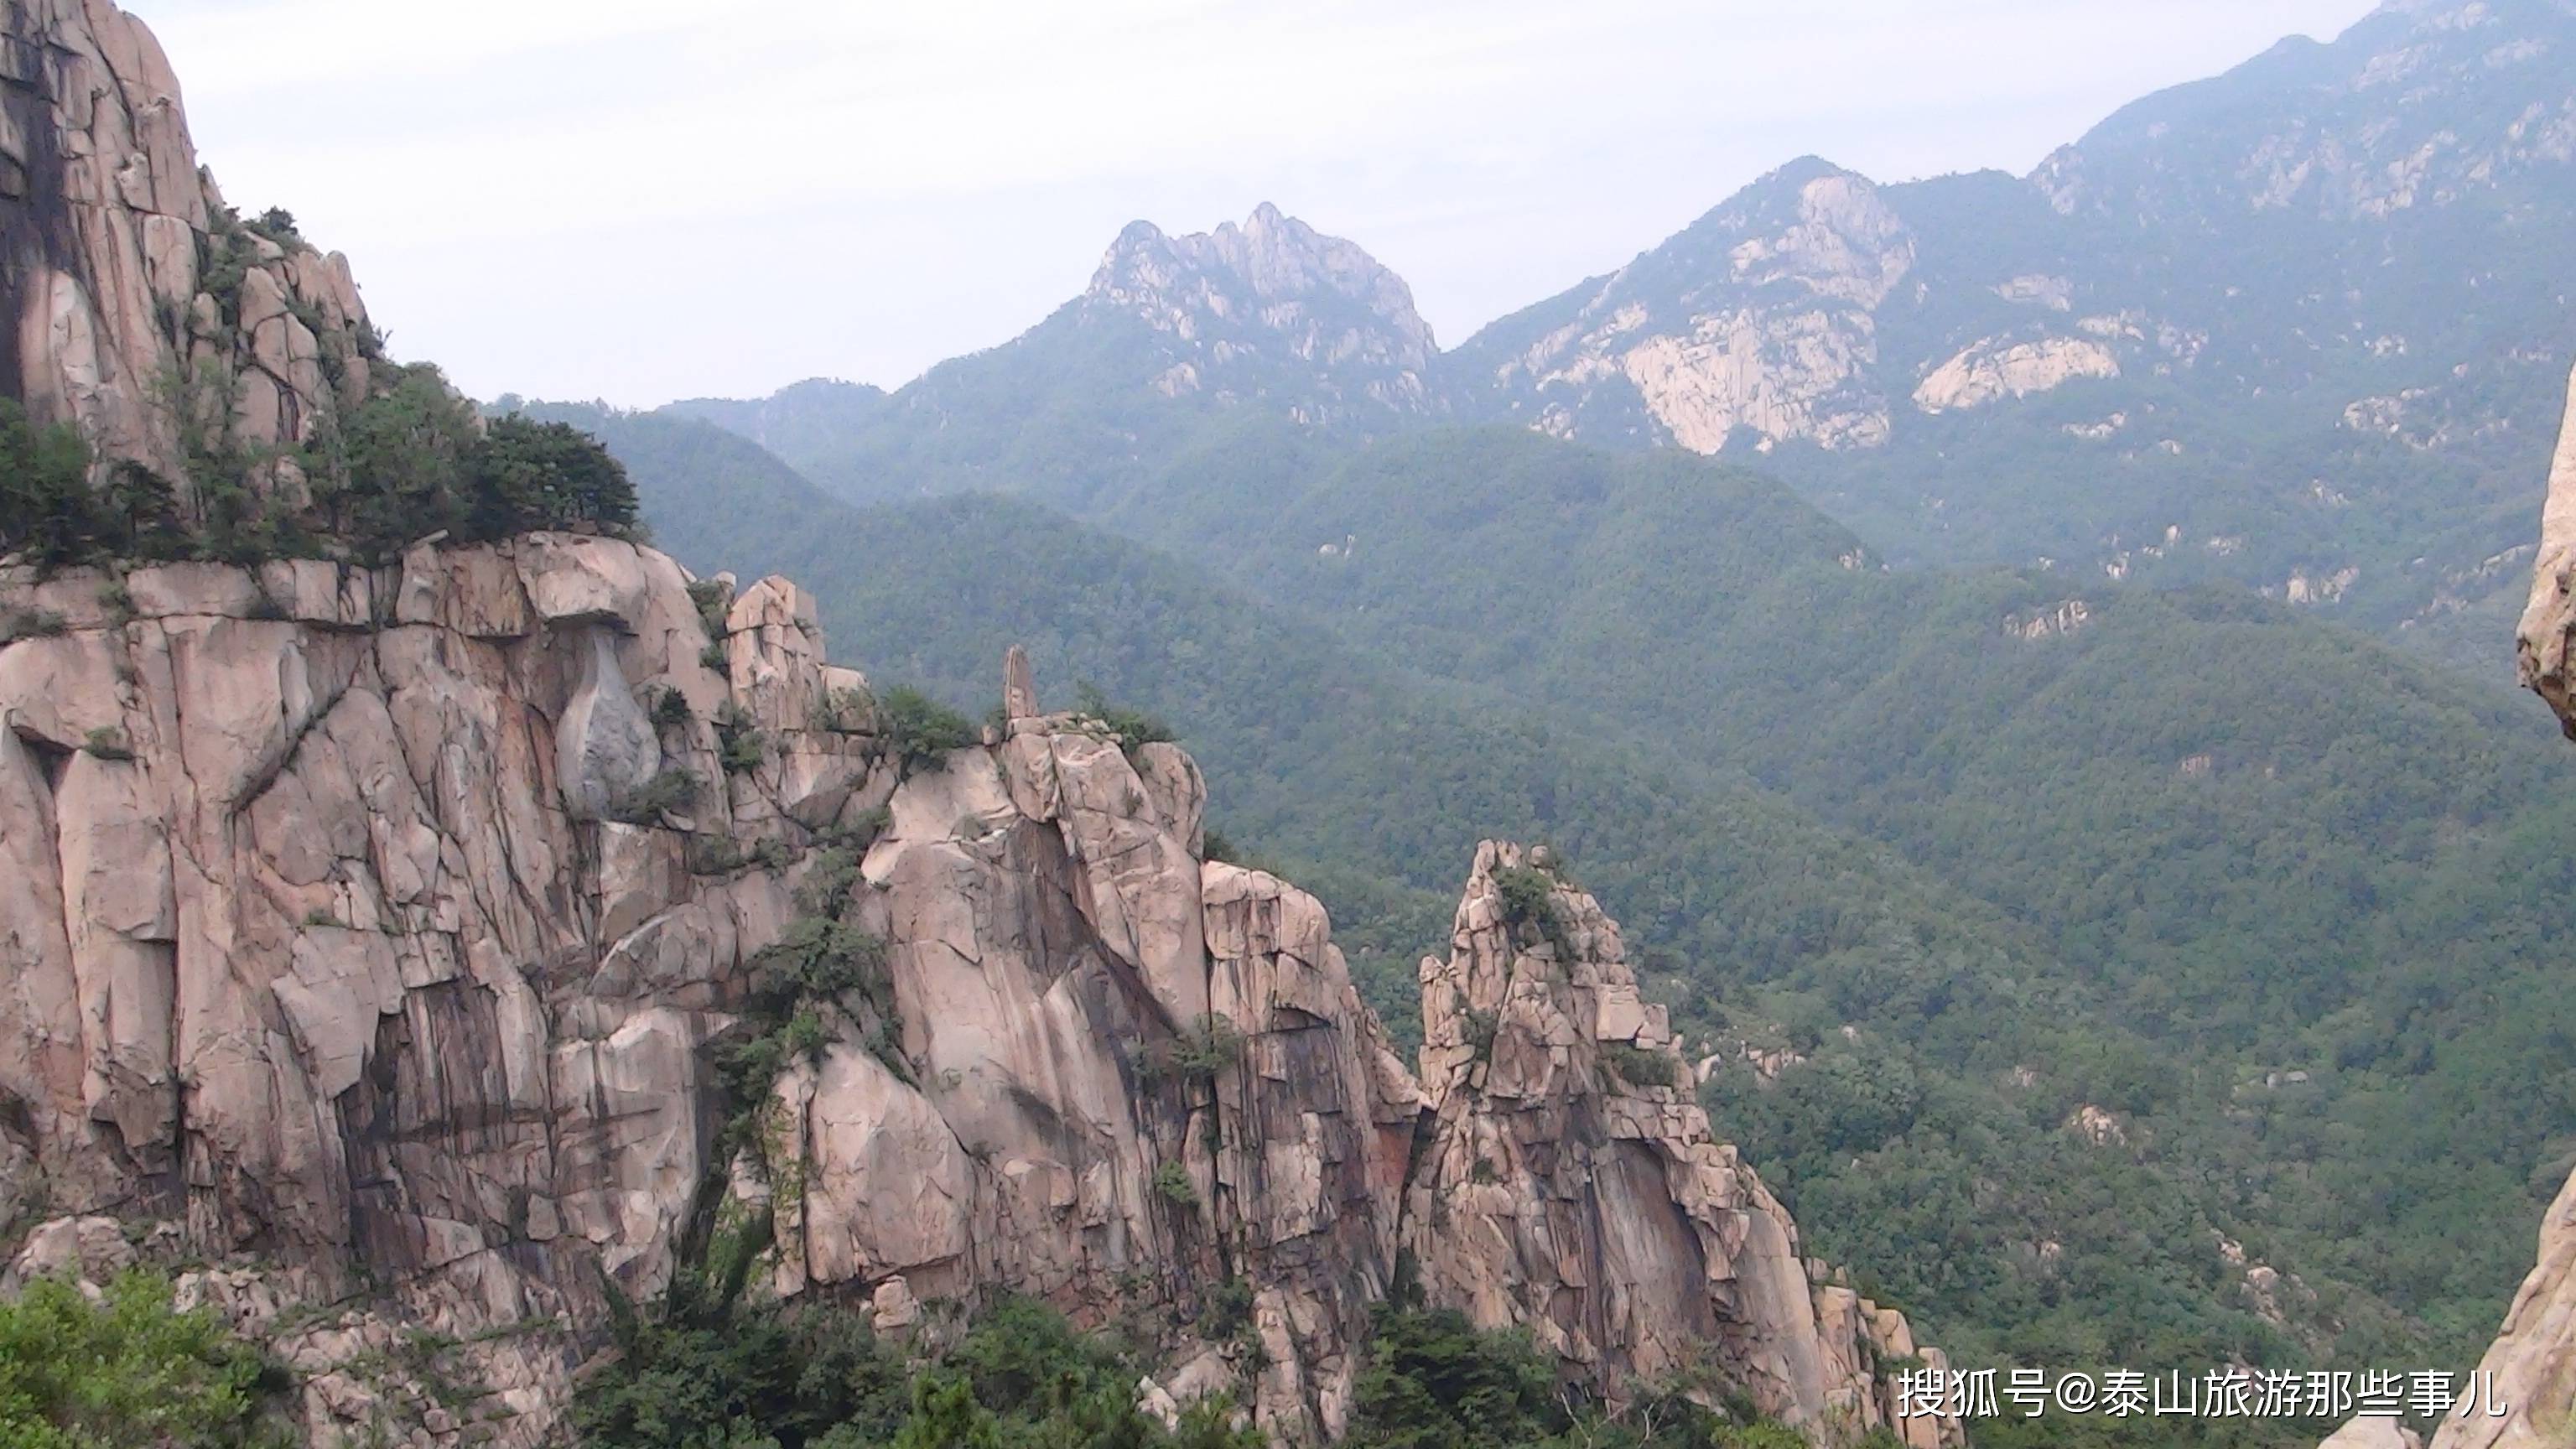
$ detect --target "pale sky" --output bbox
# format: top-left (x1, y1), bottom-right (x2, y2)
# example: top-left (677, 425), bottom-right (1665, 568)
top-left (127, 0), bottom-right (2379, 408)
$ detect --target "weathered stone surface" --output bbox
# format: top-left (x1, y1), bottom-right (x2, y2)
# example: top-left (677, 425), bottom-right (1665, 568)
top-left (3, 538), bottom-right (1974, 1449)
top-left (2462, 356), bottom-right (2576, 1449)
top-left (2516, 364), bottom-right (2576, 734)
top-left (1913, 334), bottom-right (2120, 413)
top-left (557, 626), bottom-right (660, 818)
top-left (0, 1), bottom-right (377, 503)
top-left (0, 533), bottom-right (884, 1447)
top-left (2415, 1153), bottom-right (2576, 1448)
top-left (756, 682), bottom-right (1414, 1441)
top-left (1406, 841), bottom-right (1961, 1445)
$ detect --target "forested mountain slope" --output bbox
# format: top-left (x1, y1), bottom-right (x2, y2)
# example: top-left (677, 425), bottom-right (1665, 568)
top-left (596, 402), bottom-right (2576, 1397)
top-left (1129, 423), bottom-right (2576, 1364)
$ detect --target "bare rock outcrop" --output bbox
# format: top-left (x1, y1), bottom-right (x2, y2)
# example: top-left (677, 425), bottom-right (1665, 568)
top-left (1478, 160), bottom-right (1907, 454)
top-left (1406, 842), bottom-right (1959, 1446)
top-left (0, 526), bottom-right (1971, 1447)
top-left (0, 536), bottom-right (891, 1446)
top-left (752, 696), bottom-right (1420, 1441)
top-left (2418, 1167), bottom-right (2576, 1449)
top-left (1085, 202), bottom-right (1441, 418)
top-left (2459, 357), bottom-right (2576, 1446)
top-left (2515, 363), bottom-right (2576, 733)
top-left (1, 0), bottom-right (379, 506)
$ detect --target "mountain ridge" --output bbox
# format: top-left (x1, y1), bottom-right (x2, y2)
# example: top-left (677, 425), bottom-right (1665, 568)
top-left (670, 0), bottom-right (2576, 678)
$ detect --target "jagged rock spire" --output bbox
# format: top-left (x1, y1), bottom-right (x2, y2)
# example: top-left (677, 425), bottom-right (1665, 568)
top-left (1407, 840), bottom-right (1961, 1446)
top-left (1004, 643), bottom-right (1038, 719)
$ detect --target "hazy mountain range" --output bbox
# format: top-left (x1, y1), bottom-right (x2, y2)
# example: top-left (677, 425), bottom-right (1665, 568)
top-left (643, 0), bottom-right (2576, 681)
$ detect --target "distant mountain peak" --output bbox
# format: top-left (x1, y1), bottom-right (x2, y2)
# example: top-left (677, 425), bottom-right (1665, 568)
top-left (1081, 205), bottom-right (1437, 415)
top-left (1088, 205), bottom-right (1434, 361)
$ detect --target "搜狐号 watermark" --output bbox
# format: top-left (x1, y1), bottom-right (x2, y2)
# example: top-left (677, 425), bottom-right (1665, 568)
top-left (1893, 1368), bottom-right (2508, 1420)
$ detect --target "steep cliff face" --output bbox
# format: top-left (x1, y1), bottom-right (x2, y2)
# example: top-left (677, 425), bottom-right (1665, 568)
top-left (0, 537), bottom-right (1955, 1446)
top-left (0, 537), bottom-right (881, 1444)
top-left (2419, 1166), bottom-right (2576, 1449)
top-left (1407, 843), bottom-right (1957, 1447)
top-left (0, 0), bottom-right (377, 501)
top-left (2516, 363), bottom-right (2576, 730)
top-left (1460, 159), bottom-right (1914, 454)
top-left (2469, 359), bottom-right (2576, 1448)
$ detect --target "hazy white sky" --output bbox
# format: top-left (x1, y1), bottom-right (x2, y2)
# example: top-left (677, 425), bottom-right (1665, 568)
top-left (128, 0), bottom-right (2378, 408)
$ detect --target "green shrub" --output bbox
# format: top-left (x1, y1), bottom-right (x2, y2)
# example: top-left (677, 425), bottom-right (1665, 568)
top-left (827, 806), bottom-right (893, 854)
top-left (714, 700), bottom-right (767, 775)
top-left (647, 686), bottom-right (694, 732)
top-left (813, 685), bottom-right (874, 734)
top-left (0, 401), bottom-right (105, 570)
top-left (1074, 681), bottom-right (1177, 757)
top-left (82, 726), bottom-right (136, 761)
top-left (1151, 1161), bottom-right (1199, 1209)
top-left (245, 207), bottom-right (301, 245)
top-left (1146, 1015), bottom-right (1244, 1089)
top-left (0, 367), bottom-right (639, 572)
top-left (604, 768), bottom-right (699, 825)
top-left (1491, 864), bottom-right (1572, 956)
top-left (461, 413), bottom-right (639, 538)
top-left (317, 387), bottom-right (639, 560)
top-left (1463, 1008), bottom-right (1499, 1062)
top-left (0, 608), bottom-right (70, 644)
top-left (752, 916), bottom-right (890, 1006)
top-left (1201, 1278), bottom-right (1255, 1342)
top-left (712, 842), bottom-right (903, 1136)
top-left (96, 576), bottom-right (135, 624)
top-left (0, 1269), bottom-right (289, 1449)
top-left (878, 686), bottom-right (977, 774)
top-left (1344, 1305), bottom-right (1565, 1449)
top-left (1601, 1040), bottom-right (1678, 1089)
top-left (690, 837), bottom-right (752, 875)
top-left (687, 577), bottom-right (733, 635)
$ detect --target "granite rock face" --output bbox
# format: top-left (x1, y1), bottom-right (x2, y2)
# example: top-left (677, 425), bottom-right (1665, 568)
top-left (1406, 842), bottom-right (1960, 1446)
top-left (2515, 364), bottom-right (2576, 733)
top-left (2420, 1166), bottom-right (2576, 1449)
top-left (0, 532), bottom-right (1957, 1446)
top-left (0, 535), bottom-right (888, 1446)
top-left (0, 0), bottom-right (377, 505)
top-left (2462, 357), bottom-right (2576, 1448)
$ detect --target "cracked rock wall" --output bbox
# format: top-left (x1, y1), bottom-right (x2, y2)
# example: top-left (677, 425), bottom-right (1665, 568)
top-left (1, 0), bottom-right (377, 505)
top-left (1408, 842), bottom-right (1960, 1447)
top-left (2, 536), bottom-right (1956, 1449)
top-left (0, 535), bottom-right (891, 1446)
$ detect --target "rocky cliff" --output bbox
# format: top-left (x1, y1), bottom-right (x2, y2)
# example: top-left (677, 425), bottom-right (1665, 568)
top-left (2516, 362), bottom-right (2576, 732)
top-left (0, 0), bottom-right (377, 505)
top-left (0, 3), bottom-right (1955, 1441)
top-left (0, 534), bottom-right (1954, 1447)
top-left (2466, 359), bottom-right (2576, 1447)
top-left (1407, 842), bottom-right (1954, 1447)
